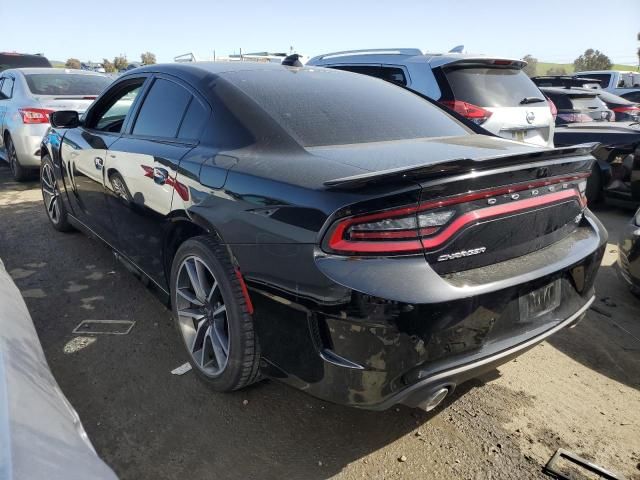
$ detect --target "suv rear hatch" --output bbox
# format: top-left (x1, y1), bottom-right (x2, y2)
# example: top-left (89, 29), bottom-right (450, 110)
top-left (321, 140), bottom-right (593, 274)
top-left (434, 60), bottom-right (553, 147)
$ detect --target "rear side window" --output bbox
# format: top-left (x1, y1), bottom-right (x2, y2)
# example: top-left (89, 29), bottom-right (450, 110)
top-left (330, 65), bottom-right (407, 86)
top-left (0, 78), bottom-right (13, 99)
top-left (132, 78), bottom-right (191, 138)
top-left (177, 98), bottom-right (208, 140)
top-left (439, 67), bottom-right (544, 107)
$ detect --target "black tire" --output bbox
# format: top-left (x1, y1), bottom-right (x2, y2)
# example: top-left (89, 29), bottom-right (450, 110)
top-left (170, 236), bottom-right (261, 391)
top-left (585, 162), bottom-right (602, 206)
top-left (40, 155), bottom-right (73, 232)
top-left (6, 134), bottom-right (31, 182)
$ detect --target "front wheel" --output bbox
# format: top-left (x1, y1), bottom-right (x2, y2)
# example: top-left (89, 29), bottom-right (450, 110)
top-left (170, 236), bottom-right (261, 391)
top-left (41, 155), bottom-right (73, 232)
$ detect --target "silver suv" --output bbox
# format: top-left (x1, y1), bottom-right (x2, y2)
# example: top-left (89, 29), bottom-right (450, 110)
top-left (307, 48), bottom-right (555, 148)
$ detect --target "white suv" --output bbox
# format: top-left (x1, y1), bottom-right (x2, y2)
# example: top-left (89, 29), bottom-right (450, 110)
top-left (307, 48), bottom-right (555, 148)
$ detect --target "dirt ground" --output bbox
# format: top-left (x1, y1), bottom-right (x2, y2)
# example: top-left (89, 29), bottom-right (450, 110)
top-left (0, 163), bottom-right (638, 480)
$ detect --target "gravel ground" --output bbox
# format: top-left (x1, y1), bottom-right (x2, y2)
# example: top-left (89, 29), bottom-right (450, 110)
top-left (0, 163), bottom-right (638, 480)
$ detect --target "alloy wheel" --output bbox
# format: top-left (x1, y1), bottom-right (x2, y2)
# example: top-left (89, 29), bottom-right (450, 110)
top-left (176, 255), bottom-right (230, 376)
top-left (7, 138), bottom-right (17, 176)
top-left (41, 163), bottom-right (61, 224)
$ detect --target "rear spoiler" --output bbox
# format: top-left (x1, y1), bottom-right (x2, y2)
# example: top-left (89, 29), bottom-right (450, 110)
top-left (324, 143), bottom-right (598, 189)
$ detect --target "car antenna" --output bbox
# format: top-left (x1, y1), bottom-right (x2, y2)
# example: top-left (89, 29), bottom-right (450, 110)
top-left (448, 45), bottom-right (465, 53)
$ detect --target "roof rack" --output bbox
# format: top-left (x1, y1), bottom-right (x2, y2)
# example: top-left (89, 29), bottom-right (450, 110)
top-left (311, 48), bottom-right (423, 61)
top-left (532, 75), bottom-right (602, 88)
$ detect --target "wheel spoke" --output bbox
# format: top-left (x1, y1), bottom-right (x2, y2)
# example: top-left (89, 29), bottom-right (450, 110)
top-left (212, 304), bottom-right (226, 317)
top-left (207, 280), bottom-right (218, 302)
top-left (52, 199), bottom-right (60, 221)
top-left (42, 184), bottom-right (55, 196)
top-left (213, 317), bottom-right (229, 356)
top-left (177, 287), bottom-right (204, 306)
top-left (191, 317), bottom-right (208, 354)
top-left (209, 324), bottom-right (227, 368)
top-left (185, 259), bottom-right (206, 302)
top-left (178, 307), bottom-right (206, 320)
top-left (47, 195), bottom-right (57, 215)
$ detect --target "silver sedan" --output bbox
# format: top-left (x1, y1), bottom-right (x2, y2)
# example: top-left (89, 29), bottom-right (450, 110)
top-left (0, 68), bottom-right (112, 181)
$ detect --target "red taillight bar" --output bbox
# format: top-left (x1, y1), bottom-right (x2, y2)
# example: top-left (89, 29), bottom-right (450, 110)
top-left (325, 174), bottom-right (589, 255)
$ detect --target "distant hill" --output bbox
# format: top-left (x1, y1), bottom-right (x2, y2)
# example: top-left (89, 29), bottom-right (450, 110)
top-left (535, 61), bottom-right (638, 76)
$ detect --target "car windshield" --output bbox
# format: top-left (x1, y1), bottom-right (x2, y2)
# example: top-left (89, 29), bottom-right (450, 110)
top-left (24, 73), bottom-right (112, 96)
top-left (223, 68), bottom-right (470, 147)
top-left (441, 66), bottom-right (545, 108)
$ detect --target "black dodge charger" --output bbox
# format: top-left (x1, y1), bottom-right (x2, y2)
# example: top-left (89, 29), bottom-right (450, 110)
top-left (40, 62), bottom-right (607, 411)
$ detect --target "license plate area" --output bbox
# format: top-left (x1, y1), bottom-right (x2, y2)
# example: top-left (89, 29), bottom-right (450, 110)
top-left (519, 279), bottom-right (561, 322)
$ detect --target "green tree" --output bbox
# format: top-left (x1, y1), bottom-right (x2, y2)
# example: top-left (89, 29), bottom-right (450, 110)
top-left (65, 58), bottom-right (81, 69)
top-left (546, 67), bottom-right (568, 76)
top-left (141, 52), bottom-right (157, 65)
top-left (521, 54), bottom-right (538, 77)
top-left (113, 55), bottom-right (128, 71)
top-left (102, 58), bottom-right (116, 73)
top-left (573, 49), bottom-right (612, 72)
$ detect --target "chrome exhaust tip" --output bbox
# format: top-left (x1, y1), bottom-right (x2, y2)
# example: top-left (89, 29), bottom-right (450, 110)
top-left (419, 387), bottom-right (449, 412)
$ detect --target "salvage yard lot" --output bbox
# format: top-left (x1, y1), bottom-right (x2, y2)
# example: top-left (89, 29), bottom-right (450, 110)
top-left (0, 163), bottom-right (639, 480)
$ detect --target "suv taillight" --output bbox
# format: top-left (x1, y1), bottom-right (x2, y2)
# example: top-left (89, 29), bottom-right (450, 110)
top-left (546, 96), bottom-right (557, 120)
top-left (18, 108), bottom-right (53, 124)
top-left (440, 100), bottom-right (492, 125)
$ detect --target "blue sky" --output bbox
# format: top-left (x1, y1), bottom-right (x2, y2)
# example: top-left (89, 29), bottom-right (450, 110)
top-left (2, 0), bottom-right (639, 66)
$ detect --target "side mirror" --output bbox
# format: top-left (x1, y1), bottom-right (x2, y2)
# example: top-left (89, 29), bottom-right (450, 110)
top-left (50, 110), bottom-right (80, 129)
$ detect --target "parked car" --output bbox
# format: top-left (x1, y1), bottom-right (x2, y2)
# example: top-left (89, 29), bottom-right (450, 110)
top-left (0, 52), bottom-right (51, 73)
top-left (41, 62), bottom-right (606, 411)
top-left (0, 68), bottom-right (112, 181)
top-left (0, 258), bottom-right (117, 479)
top-left (541, 86), bottom-right (614, 125)
top-left (572, 70), bottom-right (640, 96)
top-left (307, 48), bottom-right (555, 147)
top-left (533, 77), bottom-right (640, 122)
top-left (617, 208), bottom-right (640, 296)
top-left (554, 123), bottom-right (640, 206)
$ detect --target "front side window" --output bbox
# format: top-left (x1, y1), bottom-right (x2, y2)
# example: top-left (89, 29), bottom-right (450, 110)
top-left (91, 80), bottom-right (144, 133)
top-left (0, 77), bottom-right (14, 99)
top-left (132, 78), bottom-right (191, 138)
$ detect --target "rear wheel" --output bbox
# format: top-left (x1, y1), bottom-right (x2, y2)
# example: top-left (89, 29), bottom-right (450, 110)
top-left (6, 134), bottom-right (31, 182)
top-left (40, 155), bottom-right (73, 232)
top-left (170, 236), bottom-right (260, 391)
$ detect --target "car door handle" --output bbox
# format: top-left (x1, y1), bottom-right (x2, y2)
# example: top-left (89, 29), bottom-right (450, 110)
top-left (94, 157), bottom-right (104, 170)
top-left (153, 167), bottom-right (169, 185)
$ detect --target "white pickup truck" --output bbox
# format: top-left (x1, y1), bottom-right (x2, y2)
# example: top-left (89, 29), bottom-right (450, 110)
top-left (575, 70), bottom-right (640, 97)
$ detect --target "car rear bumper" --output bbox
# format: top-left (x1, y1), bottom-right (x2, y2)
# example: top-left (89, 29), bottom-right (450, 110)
top-left (248, 210), bottom-right (606, 410)
top-left (10, 124), bottom-right (48, 167)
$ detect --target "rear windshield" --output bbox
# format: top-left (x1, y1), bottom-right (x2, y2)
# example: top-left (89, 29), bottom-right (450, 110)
top-left (25, 73), bottom-right (112, 96)
top-left (569, 96), bottom-right (606, 110)
top-left (0, 54), bottom-right (51, 72)
top-left (224, 68), bottom-right (470, 147)
top-left (440, 67), bottom-right (545, 108)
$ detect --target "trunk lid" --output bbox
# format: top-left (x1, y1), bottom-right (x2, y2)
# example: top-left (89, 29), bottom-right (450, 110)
top-left (35, 95), bottom-right (97, 114)
top-left (321, 139), bottom-right (594, 274)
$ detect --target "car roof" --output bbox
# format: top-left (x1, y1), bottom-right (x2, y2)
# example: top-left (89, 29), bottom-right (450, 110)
top-left (2, 68), bottom-right (108, 76)
top-left (307, 49), bottom-right (525, 69)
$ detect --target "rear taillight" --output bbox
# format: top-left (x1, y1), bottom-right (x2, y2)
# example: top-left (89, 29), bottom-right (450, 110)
top-left (324, 174), bottom-right (589, 255)
top-left (18, 108), bottom-right (53, 124)
top-left (546, 96), bottom-right (557, 120)
top-left (611, 106), bottom-right (640, 115)
top-left (440, 100), bottom-right (493, 125)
